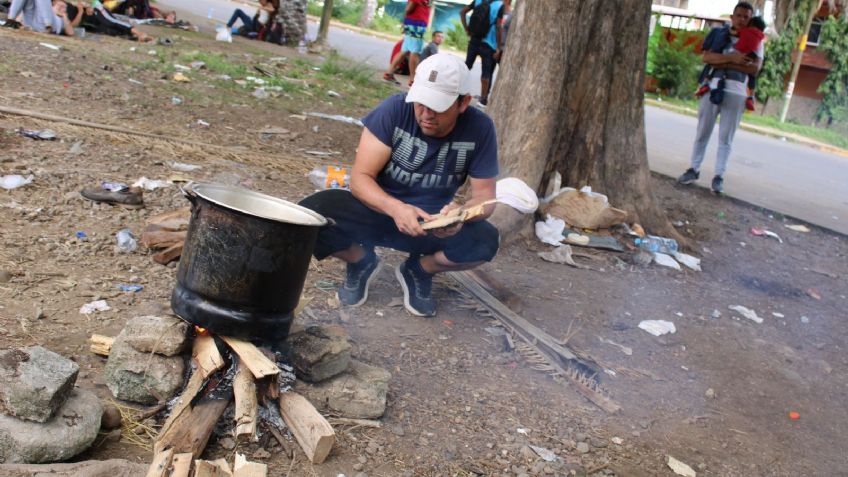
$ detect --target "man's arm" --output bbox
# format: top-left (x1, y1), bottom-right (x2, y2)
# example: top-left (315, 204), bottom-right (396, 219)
top-left (350, 127), bottom-right (432, 237)
top-left (405, 0), bottom-right (415, 16)
top-left (459, 2), bottom-right (472, 33)
top-left (465, 177), bottom-right (497, 221)
top-left (703, 51), bottom-right (761, 76)
top-left (70, 3), bottom-right (84, 27)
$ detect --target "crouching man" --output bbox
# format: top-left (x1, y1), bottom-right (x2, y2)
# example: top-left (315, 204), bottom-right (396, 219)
top-left (300, 53), bottom-right (499, 317)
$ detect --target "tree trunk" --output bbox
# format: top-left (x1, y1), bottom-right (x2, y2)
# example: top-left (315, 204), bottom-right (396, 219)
top-left (277, 0), bottom-right (308, 46)
top-left (488, 0), bottom-right (679, 242)
top-left (774, 0), bottom-right (798, 33)
top-left (358, 0), bottom-right (378, 28)
top-left (317, 0), bottom-right (334, 43)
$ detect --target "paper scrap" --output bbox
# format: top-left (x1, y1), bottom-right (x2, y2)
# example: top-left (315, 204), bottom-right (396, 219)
top-left (638, 320), bottom-right (676, 336)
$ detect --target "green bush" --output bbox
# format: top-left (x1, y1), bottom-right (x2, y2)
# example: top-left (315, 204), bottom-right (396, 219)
top-left (645, 15), bottom-right (663, 75)
top-left (333, 1), bottom-right (362, 25)
top-left (443, 19), bottom-right (468, 52)
top-left (370, 11), bottom-right (402, 34)
top-left (652, 31), bottom-right (701, 98)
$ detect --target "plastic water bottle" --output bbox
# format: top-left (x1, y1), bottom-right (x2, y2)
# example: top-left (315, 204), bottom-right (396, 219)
top-left (207, 7), bottom-right (214, 19)
top-left (307, 166), bottom-right (350, 190)
top-left (634, 235), bottom-right (678, 255)
top-left (116, 229), bottom-right (138, 253)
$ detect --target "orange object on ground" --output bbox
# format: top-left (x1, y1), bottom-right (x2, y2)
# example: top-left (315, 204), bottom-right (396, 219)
top-left (789, 411), bottom-right (801, 420)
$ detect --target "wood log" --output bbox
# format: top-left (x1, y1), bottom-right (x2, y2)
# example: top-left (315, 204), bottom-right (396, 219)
top-left (140, 229), bottom-right (187, 249)
top-left (145, 448), bottom-right (174, 477)
top-left (193, 459), bottom-right (232, 477)
top-left (153, 396), bottom-right (231, 457)
top-left (89, 334), bottom-right (114, 356)
top-left (233, 360), bottom-right (258, 441)
top-left (152, 241), bottom-right (184, 265)
top-left (278, 392), bottom-right (335, 464)
top-left (327, 417), bottom-right (382, 428)
top-left (220, 336), bottom-right (280, 378)
top-left (146, 207), bottom-right (191, 231)
top-left (156, 335), bottom-right (226, 447)
top-left (233, 453), bottom-right (267, 477)
top-left (168, 453), bottom-right (193, 477)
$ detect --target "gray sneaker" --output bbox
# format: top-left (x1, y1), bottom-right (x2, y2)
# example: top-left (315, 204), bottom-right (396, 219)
top-left (337, 251), bottom-right (381, 306)
top-left (677, 168), bottom-right (700, 185)
top-left (395, 258), bottom-right (436, 317)
top-left (711, 175), bottom-right (724, 194)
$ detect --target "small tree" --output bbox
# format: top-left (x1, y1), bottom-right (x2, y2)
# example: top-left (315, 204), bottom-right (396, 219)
top-left (755, 0), bottom-right (817, 104)
top-left (652, 32), bottom-right (702, 97)
top-left (815, 16), bottom-right (848, 125)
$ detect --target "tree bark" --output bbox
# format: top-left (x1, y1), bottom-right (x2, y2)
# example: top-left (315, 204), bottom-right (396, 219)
top-left (358, 0), bottom-right (377, 28)
top-left (317, 0), bottom-right (334, 43)
top-left (488, 0), bottom-right (680, 242)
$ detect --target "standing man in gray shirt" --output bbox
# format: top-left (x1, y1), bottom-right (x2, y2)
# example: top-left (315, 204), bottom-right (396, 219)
top-left (419, 30), bottom-right (443, 62)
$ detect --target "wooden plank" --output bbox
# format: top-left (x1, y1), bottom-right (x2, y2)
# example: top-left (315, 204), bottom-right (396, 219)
top-left (278, 392), bottom-right (335, 464)
top-left (168, 453), bottom-right (193, 477)
top-left (146, 207), bottom-right (191, 231)
top-left (140, 229), bottom-right (187, 249)
top-left (145, 448), bottom-right (174, 477)
top-left (449, 270), bottom-right (621, 414)
top-left (89, 334), bottom-right (114, 356)
top-left (193, 458), bottom-right (232, 477)
top-left (193, 334), bottom-right (225, 378)
top-left (233, 359), bottom-right (258, 441)
top-left (220, 336), bottom-right (280, 378)
top-left (152, 241), bottom-right (184, 265)
top-left (233, 453), bottom-right (267, 477)
top-left (154, 396), bottom-right (231, 457)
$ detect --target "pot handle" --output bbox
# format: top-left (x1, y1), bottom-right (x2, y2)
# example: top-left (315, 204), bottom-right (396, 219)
top-left (180, 182), bottom-right (198, 207)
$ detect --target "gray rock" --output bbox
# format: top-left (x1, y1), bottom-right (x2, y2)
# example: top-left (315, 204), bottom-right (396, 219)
top-left (0, 388), bottom-right (103, 464)
top-left (0, 458), bottom-right (147, 476)
top-left (576, 442), bottom-right (590, 454)
top-left (0, 347), bottom-right (79, 422)
top-left (105, 336), bottom-right (185, 404)
top-left (120, 315), bottom-right (189, 356)
top-left (286, 325), bottom-right (351, 383)
top-left (295, 360), bottom-right (390, 419)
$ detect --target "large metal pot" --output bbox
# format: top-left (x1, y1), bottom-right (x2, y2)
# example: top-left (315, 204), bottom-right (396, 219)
top-left (171, 183), bottom-right (328, 342)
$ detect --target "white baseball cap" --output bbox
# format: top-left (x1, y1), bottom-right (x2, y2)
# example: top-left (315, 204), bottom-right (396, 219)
top-left (405, 53), bottom-right (472, 113)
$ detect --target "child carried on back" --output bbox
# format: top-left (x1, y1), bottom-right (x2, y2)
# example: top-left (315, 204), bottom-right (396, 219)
top-left (695, 15), bottom-right (766, 111)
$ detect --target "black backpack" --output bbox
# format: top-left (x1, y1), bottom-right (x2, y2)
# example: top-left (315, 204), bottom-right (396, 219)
top-left (468, 0), bottom-right (493, 39)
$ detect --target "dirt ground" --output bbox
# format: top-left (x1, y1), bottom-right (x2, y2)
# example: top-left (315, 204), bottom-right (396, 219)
top-left (1, 23), bottom-right (846, 477)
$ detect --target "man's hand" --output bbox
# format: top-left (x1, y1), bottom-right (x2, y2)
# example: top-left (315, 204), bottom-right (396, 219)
top-left (390, 203), bottom-right (432, 237)
top-left (493, 48), bottom-right (502, 60)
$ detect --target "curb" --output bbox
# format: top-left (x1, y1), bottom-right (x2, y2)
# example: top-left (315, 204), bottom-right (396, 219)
top-left (645, 98), bottom-right (848, 159)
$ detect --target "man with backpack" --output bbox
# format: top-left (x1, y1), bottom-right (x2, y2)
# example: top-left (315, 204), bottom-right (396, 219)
top-left (677, 2), bottom-right (762, 194)
top-left (460, 0), bottom-right (506, 106)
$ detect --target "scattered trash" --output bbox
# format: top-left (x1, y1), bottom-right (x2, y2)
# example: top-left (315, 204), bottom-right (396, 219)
top-left (667, 455), bottom-right (697, 477)
top-left (806, 288), bottom-right (822, 300)
top-left (307, 166), bottom-right (349, 190)
top-left (169, 162), bottom-right (202, 172)
top-left (215, 26), bottom-right (232, 42)
top-left (540, 185), bottom-right (627, 229)
top-left (772, 312), bottom-right (784, 318)
top-left (598, 336), bottom-right (633, 355)
top-left (80, 299), bottom-right (110, 314)
top-left (538, 245), bottom-right (588, 269)
top-left (127, 78), bottom-right (144, 85)
top-left (158, 37), bottom-right (174, 46)
top-left (728, 305), bottom-right (762, 324)
top-left (173, 64), bottom-right (191, 71)
top-left (327, 90), bottom-right (341, 98)
top-left (39, 42), bottom-right (60, 50)
top-left (116, 228), bottom-right (138, 253)
top-left (611, 437), bottom-right (624, 445)
top-left (245, 76), bottom-right (266, 85)
top-left (496, 177), bottom-right (538, 214)
top-left (800, 316), bottom-right (810, 324)
top-left (711, 309), bottom-right (721, 319)
top-left (788, 411), bottom-right (801, 420)
top-left (132, 177), bottom-right (171, 190)
top-left (516, 428), bottom-right (529, 435)
top-left (535, 214), bottom-right (566, 246)
top-left (117, 284), bottom-right (144, 292)
top-left (705, 388), bottom-right (716, 399)
top-left (190, 61), bottom-right (206, 69)
top-left (290, 114), bottom-right (307, 121)
top-left (751, 227), bottom-right (783, 243)
top-left (18, 128), bottom-right (57, 140)
top-left (565, 233), bottom-right (590, 246)
top-left (638, 320), bottom-right (676, 336)
top-left (147, 49), bottom-right (157, 55)
top-left (634, 235), bottom-right (679, 254)
top-left (75, 231), bottom-right (87, 240)
top-left (253, 88), bottom-right (269, 99)
top-left (172, 72), bottom-right (191, 82)
top-left (784, 224), bottom-right (811, 233)
top-left (305, 112), bottom-right (364, 127)
top-left (101, 181), bottom-right (128, 192)
top-left (171, 96), bottom-right (183, 105)
top-left (528, 444), bottom-right (558, 462)
top-left (653, 252), bottom-right (681, 270)
top-left (20, 71), bottom-right (37, 78)
top-left (194, 119), bottom-right (210, 128)
top-left (0, 174), bottom-right (34, 190)
top-left (675, 312), bottom-right (684, 317)
top-left (674, 252), bottom-right (701, 271)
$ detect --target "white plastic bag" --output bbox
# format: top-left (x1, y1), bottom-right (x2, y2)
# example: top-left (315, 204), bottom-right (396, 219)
top-left (534, 214), bottom-right (565, 246)
top-left (215, 26), bottom-right (232, 43)
top-left (0, 174), bottom-right (34, 190)
top-left (496, 177), bottom-right (538, 214)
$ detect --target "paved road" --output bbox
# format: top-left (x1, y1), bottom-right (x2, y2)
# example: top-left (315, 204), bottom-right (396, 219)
top-left (159, 0), bottom-right (848, 235)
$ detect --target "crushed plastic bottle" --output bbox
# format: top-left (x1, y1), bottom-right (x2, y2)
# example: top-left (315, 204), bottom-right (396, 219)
top-left (116, 229), bottom-right (138, 253)
top-left (307, 166), bottom-right (350, 190)
top-left (634, 235), bottom-right (679, 255)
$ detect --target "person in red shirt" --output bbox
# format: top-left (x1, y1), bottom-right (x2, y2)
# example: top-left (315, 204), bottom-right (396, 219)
top-left (384, 0), bottom-right (431, 86)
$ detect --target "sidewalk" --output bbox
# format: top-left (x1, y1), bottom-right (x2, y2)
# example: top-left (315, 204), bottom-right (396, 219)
top-left (645, 98), bottom-right (848, 159)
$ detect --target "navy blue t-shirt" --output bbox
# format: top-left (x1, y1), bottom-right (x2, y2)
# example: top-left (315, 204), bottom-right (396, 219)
top-left (362, 93), bottom-right (499, 213)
